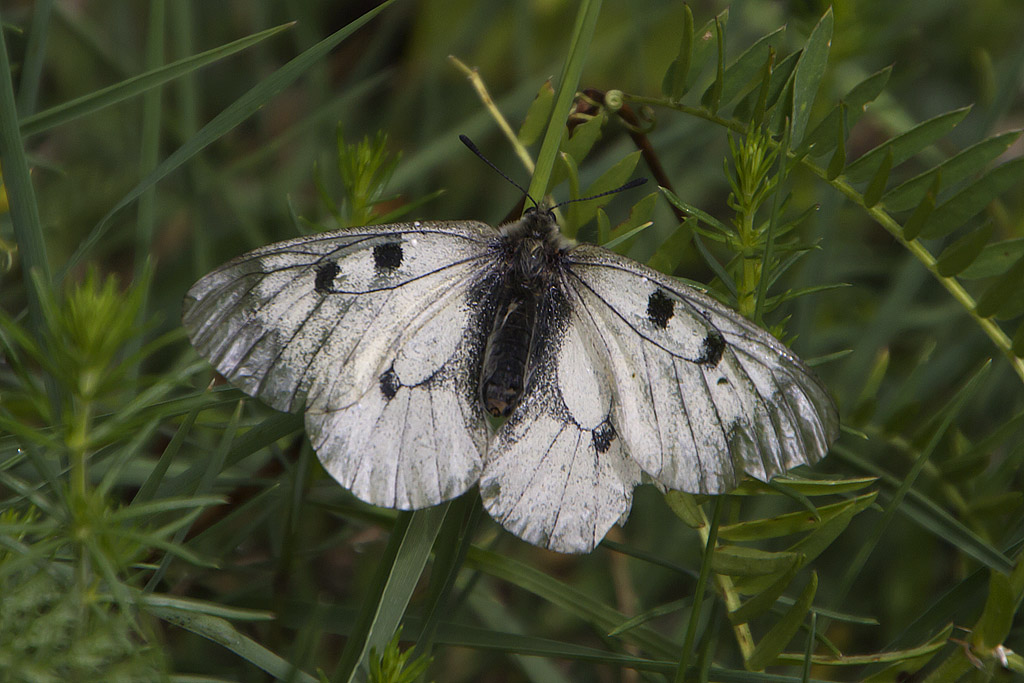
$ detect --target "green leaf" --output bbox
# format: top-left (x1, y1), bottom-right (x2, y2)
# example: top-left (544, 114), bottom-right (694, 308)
top-left (151, 607), bottom-right (318, 682)
top-left (550, 114), bottom-right (603, 190)
top-left (518, 79), bottom-right (555, 146)
top-left (746, 573), bottom-right (818, 671)
top-left (920, 156), bottom-right (1024, 239)
top-left (972, 570), bottom-right (1016, 650)
top-left (960, 237), bottom-right (1024, 279)
top-left (710, 545), bottom-right (801, 577)
top-left (882, 130), bottom-right (1022, 211)
top-left (567, 150), bottom-right (641, 231)
top-left (605, 190), bottom-right (657, 252)
top-left (718, 493), bottom-right (878, 542)
top-left (701, 27), bottom-right (784, 109)
top-left (526, 0), bottom-right (604, 205)
top-left (801, 66), bottom-right (891, 157)
top-left (664, 490), bottom-right (706, 529)
top-left (936, 223), bottom-right (993, 277)
top-left (20, 22), bottom-right (295, 137)
top-left (734, 49), bottom-right (800, 124)
top-left (334, 506), bottom-right (449, 683)
top-left (728, 561), bottom-right (802, 625)
top-left (863, 146), bottom-right (892, 207)
top-left (1013, 320), bottom-right (1024, 357)
top-left (702, 16), bottom-right (726, 113)
top-left (686, 9), bottom-right (730, 98)
top-left (825, 107), bottom-right (846, 180)
top-left (661, 3), bottom-right (694, 99)
top-left (901, 171), bottom-right (941, 241)
top-left (791, 8), bottom-right (833, 144)
top-left (845, 106), bottom-right (971, 184)
top-left (732, 475), bottom-right (878, 496)
top-left (975, 253), bottom-right (1024, 318)
top-left (647, 216), bottom-right (696, 274)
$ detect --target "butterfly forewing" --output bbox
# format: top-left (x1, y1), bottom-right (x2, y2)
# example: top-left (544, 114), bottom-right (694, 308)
top-left (183, 221), bottom-right (502, 508)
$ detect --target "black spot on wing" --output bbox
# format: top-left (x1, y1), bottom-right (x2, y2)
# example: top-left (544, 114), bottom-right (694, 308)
top-left (314, 261), bottom-right (339, 293)
top-left (592, 421), bottom-right (616, 454)
top-left (647, 289), bottom-right (674, 329)
top-left (698, 330), bottom-right (725, 367)
top-left (379, 366), bottom-right (399, 400)
top-left (373, 241), bottom-right (403, 272)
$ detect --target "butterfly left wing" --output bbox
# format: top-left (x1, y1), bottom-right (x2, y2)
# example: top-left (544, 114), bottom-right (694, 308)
top-left (561, 243), bottom-right (839, 495)
top-left (183, 221), bottom-right (500, 509)
top-left (480, 285), bottom-right (642, 554)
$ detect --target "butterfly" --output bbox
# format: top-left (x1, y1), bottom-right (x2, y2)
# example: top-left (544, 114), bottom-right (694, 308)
top-left (182, 141), bottom-right (839, 553)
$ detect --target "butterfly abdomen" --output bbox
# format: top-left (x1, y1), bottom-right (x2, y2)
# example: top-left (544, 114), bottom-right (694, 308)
top-left (480, 283), bottom-right (538, 417)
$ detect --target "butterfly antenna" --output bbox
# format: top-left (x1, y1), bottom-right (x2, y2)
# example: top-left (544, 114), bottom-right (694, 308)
top-left (459, 135), bottom-right (540, 208)
top-left (552, 177), bottom-right (648, 210)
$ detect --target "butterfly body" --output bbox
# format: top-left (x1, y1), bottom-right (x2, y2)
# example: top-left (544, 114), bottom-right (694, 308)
top-left (184, 211), bottom-right (838, 553)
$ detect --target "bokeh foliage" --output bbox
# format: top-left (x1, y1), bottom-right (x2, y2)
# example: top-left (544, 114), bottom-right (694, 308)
top-left (1, 1), bottom-right (1023, 681)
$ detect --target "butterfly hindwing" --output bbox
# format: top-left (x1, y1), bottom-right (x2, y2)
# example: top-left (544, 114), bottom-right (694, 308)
top-left (480, 282), bottom-right (641, 553)
top-left (183, 221), bottom-right (501, 508)
top-left (562, 244), bottom-right (839, 494)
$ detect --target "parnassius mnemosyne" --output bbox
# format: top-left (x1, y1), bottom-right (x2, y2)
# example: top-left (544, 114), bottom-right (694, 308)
top-left (183, 139), bottom-right (839, 553)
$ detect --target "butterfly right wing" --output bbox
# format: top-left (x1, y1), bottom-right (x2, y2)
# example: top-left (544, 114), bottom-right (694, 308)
top-left (183, 221), bottom-right (500, 508)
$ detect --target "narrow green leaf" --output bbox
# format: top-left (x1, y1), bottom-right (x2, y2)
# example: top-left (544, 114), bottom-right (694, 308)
top-left (975, 253), bottom-right (1024, 318)
top-left (920, 156), bottom-right (1024, 239)
top-left (729, 562), bottom-right (802, 625)
top-left (960, 237), bottom-right (1024, 279)
top-left (734, 49), bottom-right (800, 124)
top-left (606, 191), bottom-right (658, 253)
top-left (526, 0), bottom-right (604, 205)
top-left (801, 66), bottom-right (891, 157)
top-left (647, 216), bottom-right (696, 274)
top-left (335, 506), bottom-right (448, 683)
top-left (550, 112), bottom-right (603, 190)
top-left (825, 105), bottom-right (846, 180)
top-left (732, 475), bottom-right (878, 496)
top-left (566, 150), bottom-right (641, 230)
top-left (711, 545), bottom-right (801, 577)
top-left (791, 8), bottom-right (833, 144)
top-left (902, 171), bottom-right (941, 240)
top-left (664, 490), bottom-right (706, 529)
top-left (518, 79), bottom-right (555, 146)
top-left (151, 607), bottom-right (318, 682)
top-left (1013, 320), bottom-right (1024, 357)
top-left (661, 3), bottom-right (694, 99)
top-left (973, 571), bottom-right (1016, 650)
top-left (845, 106), bottom-right (971, 184)
top-left (882, 130), bottom-right (1022, 211)
top-left (60, 0), bottom-right (397, 280)
top-left (749, 48), bottom-right (775, 128)
top-left (936, 223), bottom-right (993, 277)
top-left (20, 22), bottom-right (295, 137)
top-left (701, 27), bottom-right (784, 109)
top-left (863, 146), bottom-right (892, 207)
top-left (704, 16), bottom-right (726, 113)
top-left (685, 9), bottom-right (730, 98)
top-left (747, 573), bottom-right (818, 671)
top-left (596, 208), bottom-right (612, 246)
top-left (609, 598), bottom-right (688, 637)
top-left (718, 493), bottom-right (878, 542)
top-left (0, 18), bottom-right (52, 349)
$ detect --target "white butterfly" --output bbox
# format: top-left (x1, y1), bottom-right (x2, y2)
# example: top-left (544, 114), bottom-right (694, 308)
top-left (183, 183), bottom-right (838, 554)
